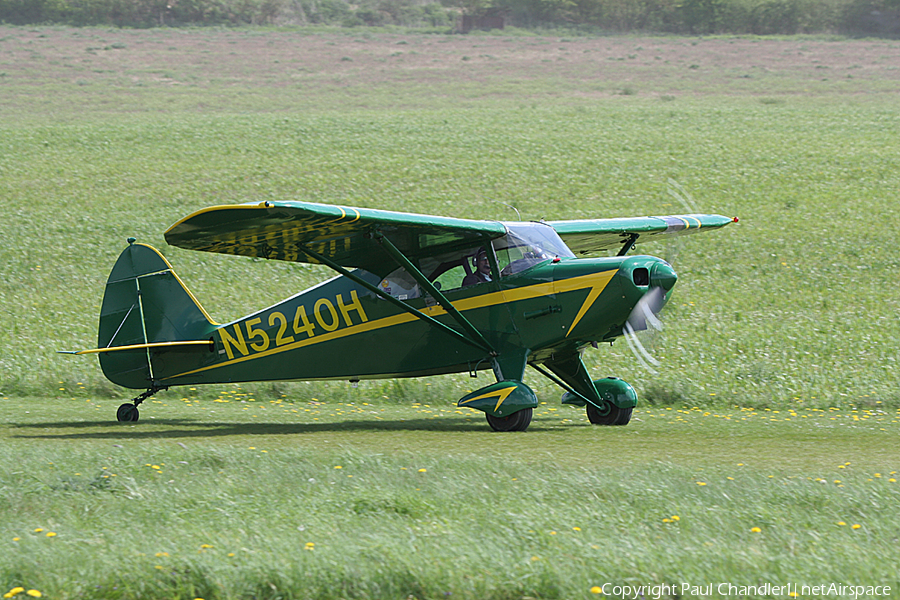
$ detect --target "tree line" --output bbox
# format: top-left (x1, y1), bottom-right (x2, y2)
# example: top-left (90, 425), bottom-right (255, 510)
top-left (1, 0), bottom-right (897, 35)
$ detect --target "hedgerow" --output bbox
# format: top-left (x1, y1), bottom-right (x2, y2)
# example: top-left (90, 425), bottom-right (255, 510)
top-left (1, 0), bottom-right (898, 35)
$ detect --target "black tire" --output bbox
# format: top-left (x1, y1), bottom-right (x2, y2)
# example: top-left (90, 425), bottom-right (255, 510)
top-left (486, 407), bottom-right (533, 432)
top-left (116, 403), bottom-right (139, 422)
top-left (586, 402), bottom-right (632, 426)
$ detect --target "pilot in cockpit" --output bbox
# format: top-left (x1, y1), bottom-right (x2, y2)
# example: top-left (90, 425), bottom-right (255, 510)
top-left (462, 248), bottom-right (492, 287)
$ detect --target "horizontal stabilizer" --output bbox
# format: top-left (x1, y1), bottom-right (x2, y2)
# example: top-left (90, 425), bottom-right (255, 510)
top-left (60, 340), bottom-right (213, 356)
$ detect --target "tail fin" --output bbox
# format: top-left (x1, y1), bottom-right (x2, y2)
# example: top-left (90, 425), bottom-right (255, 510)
top-left (97, 241), bottom-right (216, 389)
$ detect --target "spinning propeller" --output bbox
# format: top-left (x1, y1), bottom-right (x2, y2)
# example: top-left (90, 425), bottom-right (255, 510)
top-left (623, 285), bottom-right (667, 374)
top-left (621, 179), bottom-right (697, 373)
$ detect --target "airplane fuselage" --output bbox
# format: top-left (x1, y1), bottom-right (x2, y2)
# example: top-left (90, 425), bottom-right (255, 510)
top-left (143, 254), bottom-right (674, 388)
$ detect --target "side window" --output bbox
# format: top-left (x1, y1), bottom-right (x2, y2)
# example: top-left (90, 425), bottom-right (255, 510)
top-left (422, 245), bottom-right (495, 293)
top-left (378, 267), bottom-right (419, 300)
top-left (434, 265), bottom-right (467, 292)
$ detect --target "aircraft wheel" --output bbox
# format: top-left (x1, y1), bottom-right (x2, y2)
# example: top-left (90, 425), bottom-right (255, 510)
top-left (486, 407), bottom-right (533, 432)
top-left (586, 402), bottom-right (631, 426)
top-left (116, 403), bottom-right (140, 423)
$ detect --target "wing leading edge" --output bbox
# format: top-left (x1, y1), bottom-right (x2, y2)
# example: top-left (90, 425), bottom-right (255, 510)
top-left (547, 214), bottom-right (737, 256)
top-left (164, 201), bottom-right (508, 274)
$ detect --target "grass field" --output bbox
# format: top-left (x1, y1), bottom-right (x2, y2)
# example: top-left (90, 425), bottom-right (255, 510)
top-left (2, 397), bottom-right (899, 599)
top-left (1, 25), bottom-right (900, 599)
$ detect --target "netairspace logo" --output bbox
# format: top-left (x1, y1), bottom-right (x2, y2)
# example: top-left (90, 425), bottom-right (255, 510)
top-left (595, 582), bottom-right (892, 599)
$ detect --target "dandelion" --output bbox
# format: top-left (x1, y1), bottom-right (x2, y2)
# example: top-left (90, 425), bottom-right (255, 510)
top-left (334, 466), bottom-right (342, 470)
top-left (4, 588), bottom-right (24, 599)
top-left (45, 532), bottom-right (56, 538)
top-left (696, 481), bottom-right (707, 486)
top-left (851, 524), bottom-right (861, 530)
top-left (304, 542), bottom-right (315, 550)
top-left (750, 527), bottom-right (762, 533)
top-left (26, 592), bottom-right (41, 598)
top-left (590, 586), bottom-right (603, 594)
top-left (33, 528), bottom-right (43, 533)
top-left (573, 527), bottom-right (581, 531)
top-left (418, 468), bottom-right (427, 473)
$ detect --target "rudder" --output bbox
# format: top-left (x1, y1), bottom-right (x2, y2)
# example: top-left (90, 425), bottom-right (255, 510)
top-left (98, 241), bottom-right (216, 389)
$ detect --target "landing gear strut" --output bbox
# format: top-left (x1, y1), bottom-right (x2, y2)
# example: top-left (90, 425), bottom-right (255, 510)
top-left (116, 386), bottom-right (168, 423)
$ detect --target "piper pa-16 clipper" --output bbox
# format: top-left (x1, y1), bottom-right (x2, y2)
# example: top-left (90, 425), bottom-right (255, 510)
top-left (66, 201), bottom-right (736, 431)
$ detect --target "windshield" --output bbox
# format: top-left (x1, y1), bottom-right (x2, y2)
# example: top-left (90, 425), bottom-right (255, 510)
top-left (494, 222), bottom-right (575, 276)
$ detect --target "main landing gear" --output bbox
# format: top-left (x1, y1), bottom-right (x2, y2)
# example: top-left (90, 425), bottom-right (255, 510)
top-left (116, 386), bottom-right (168, 423)
top-left (586, 402), bottom-right (633, 426)
top-left (486, 407), bottom-right (534, 432)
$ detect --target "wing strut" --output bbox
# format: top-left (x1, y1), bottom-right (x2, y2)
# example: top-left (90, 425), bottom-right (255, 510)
top-left (373, 231), bottom-right (497, 356)
top-left (617, 233), bottom-right (639, 256)
top-left (298, 244), bottom-right (493, 355)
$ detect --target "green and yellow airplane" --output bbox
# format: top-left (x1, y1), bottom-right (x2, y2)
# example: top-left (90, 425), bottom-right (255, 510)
top-left (66, 201), bottom-right (736, 431)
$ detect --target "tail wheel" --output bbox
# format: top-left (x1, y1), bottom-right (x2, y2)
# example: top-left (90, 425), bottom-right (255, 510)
top-left (486, 407), bottom-right (533, 432)
top-left (587, 402), bottom-right (632, 426)
top-left (116, 403), bottom-right (140, 422)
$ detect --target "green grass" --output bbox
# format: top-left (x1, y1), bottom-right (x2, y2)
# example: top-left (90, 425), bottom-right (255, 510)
top-left (2, 397), bottom-right (899, 599)
top-left (2, 26), bottom-right (900, 598)
top-left (2, 103), bottom-right (898, 409)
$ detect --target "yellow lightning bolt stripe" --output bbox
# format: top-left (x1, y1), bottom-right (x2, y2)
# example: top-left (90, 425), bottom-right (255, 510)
top-left (459, 385), bottom-right (517, 412)
top-left (163, 269), bottom-right (617, 381)
top-left (561, 270), bottom-right (617, 337)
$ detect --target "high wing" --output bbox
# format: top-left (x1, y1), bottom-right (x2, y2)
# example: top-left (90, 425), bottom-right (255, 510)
top-left (164, 201), bottom-right (508, 275)
top-left (546, 214), bottom-right (737, 256)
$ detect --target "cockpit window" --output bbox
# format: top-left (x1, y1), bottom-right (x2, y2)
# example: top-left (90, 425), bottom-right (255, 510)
top-left (494, 222), bottom-right (574, 277)
top-left (377, 244), bottom-right (498, 300)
